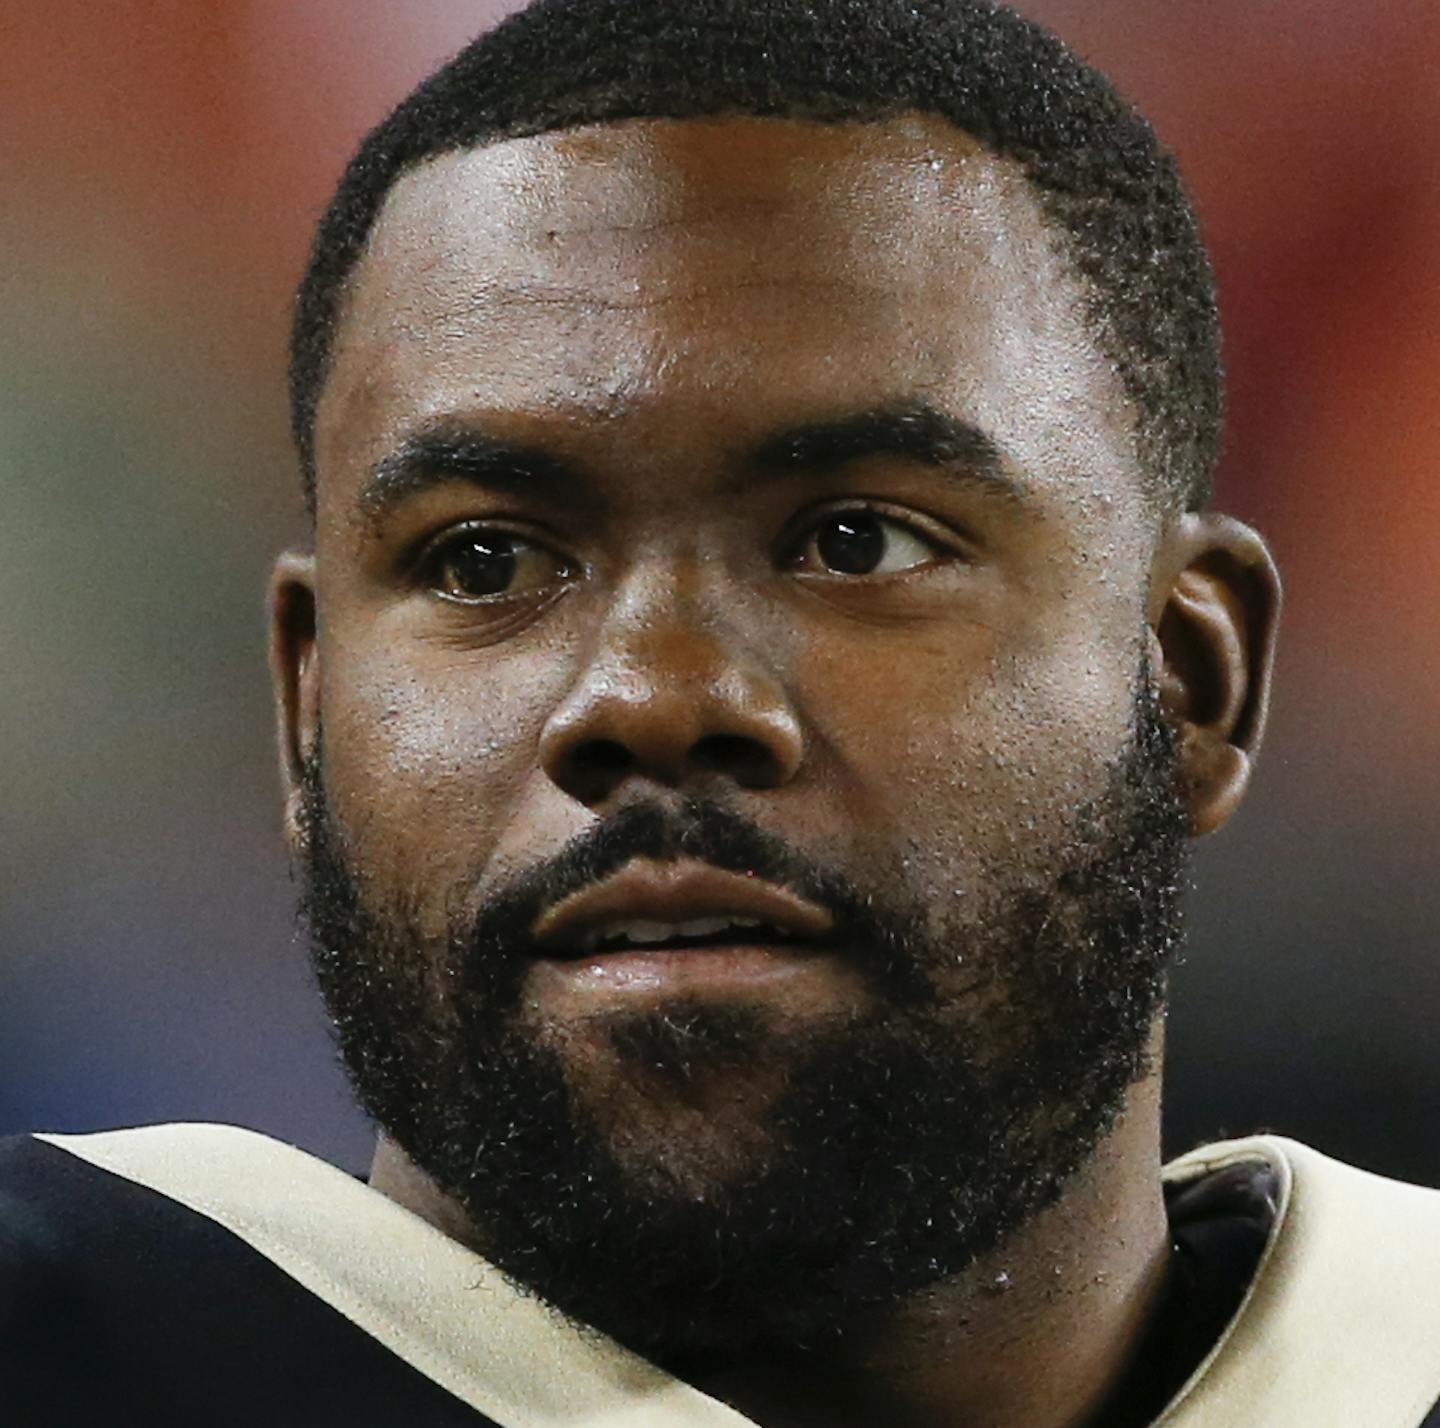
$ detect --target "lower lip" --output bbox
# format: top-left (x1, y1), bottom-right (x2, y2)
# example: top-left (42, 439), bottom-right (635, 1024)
top-left (532, 944), bottom-right (830, 995)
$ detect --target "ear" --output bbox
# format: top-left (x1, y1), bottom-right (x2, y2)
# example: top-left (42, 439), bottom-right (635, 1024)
top-left (268, 551), bottom-right (320, 853)
top-left (1148, 514), bottom-right (1281, 837)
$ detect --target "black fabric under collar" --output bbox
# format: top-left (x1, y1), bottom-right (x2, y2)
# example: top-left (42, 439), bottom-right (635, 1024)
top-left (0, 1135), bottom-right (496, 1426)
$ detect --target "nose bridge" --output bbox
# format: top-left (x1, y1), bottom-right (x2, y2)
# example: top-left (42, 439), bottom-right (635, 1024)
top-left (538, 559), bottom-right (804, 804)
top-left (620, 553), bottom-right (740, 671)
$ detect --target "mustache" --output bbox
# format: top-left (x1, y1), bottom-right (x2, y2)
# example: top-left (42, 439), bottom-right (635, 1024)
top-left (487, 799), bottom-right (830, 922)
top-left (456, 798), bottom-right (934, 1007)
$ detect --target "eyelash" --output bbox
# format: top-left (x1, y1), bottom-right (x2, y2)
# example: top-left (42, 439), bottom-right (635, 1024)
top-left (410, 503), bottom-right (966, 602)
top-left (781, 502), bottom-right (965, 566)
top-left (411, 522), bottom-right (575, 604)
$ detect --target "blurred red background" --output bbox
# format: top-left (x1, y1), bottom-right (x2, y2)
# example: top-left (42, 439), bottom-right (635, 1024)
top-left (3, 1), bottom-right (1436, 1178)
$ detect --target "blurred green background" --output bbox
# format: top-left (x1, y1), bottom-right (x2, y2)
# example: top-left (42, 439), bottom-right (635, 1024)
top-left (3, 0), bottom-right (1438, 1178)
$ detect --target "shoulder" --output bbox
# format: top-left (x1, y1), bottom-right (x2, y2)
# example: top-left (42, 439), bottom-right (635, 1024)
top-left (0, 1127), bottom-right (501, 1427)
top-left (0, 1131), bottom-right (145, 1320)
top-left (0, 1136), bottom-right (74, 1329)
top-left (0, 1125), bottom-right (300, 1302)
top-left (1160, 1136), bottom-right (1440, 1427)
top-left (0, 1130), bottom-right (221, 1425)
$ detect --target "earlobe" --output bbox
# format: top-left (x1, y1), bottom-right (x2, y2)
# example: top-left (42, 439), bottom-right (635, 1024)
top-left (268, 552), bottom-right (320, 851)
top-left (1150, 514), bottom-right (1281, 837)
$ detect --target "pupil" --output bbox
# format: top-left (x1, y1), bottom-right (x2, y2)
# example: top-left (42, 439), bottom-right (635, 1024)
top-left (816, 514), bottom-right (884, 574)
top-left (446, 534), bottom-right (516, 596)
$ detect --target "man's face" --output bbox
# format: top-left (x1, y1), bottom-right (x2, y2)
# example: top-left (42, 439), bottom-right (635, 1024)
top-left (288, 115), bottom-right (1187, 1353)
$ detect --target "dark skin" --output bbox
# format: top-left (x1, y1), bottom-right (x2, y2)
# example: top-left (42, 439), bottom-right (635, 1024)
top-left (271, 115), bottom-right (1279, 1428)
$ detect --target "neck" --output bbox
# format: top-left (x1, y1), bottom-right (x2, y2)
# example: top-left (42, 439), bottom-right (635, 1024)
top-left (371, 1059), bottom-right (1173, 1428)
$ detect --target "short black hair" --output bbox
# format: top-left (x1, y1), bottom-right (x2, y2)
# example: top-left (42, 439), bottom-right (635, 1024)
top-left (291, 0), bottom-right (1220, 516)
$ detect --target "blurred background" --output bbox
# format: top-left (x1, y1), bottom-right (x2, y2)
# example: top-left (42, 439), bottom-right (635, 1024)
top-left (2, 0), bottom-right (1437, 1181)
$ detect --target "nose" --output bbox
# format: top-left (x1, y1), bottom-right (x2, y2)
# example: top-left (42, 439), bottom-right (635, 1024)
top-left (538, 596), bottom-right (805, 807)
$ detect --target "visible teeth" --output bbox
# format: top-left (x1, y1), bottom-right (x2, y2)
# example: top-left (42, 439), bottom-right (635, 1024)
top-left (625, 919), bottom-right (698, 944)
top-left (578, 915), bottom-right (774, 952)
top-left (621, 917), bottom-right (751, 943)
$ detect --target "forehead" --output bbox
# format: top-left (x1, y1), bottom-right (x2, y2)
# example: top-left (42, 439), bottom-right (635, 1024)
top-left (316, 113), bottom-right (1142, 521)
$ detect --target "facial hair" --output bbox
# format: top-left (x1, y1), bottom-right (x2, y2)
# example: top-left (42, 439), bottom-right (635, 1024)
top-left (298, 676), bottom-right (1188, 1362)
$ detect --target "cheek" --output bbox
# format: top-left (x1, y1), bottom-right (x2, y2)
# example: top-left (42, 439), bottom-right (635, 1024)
top-left (790, 595), bottom-right (1141, 891)
top-left (317, 628), bottom-right (575, 889)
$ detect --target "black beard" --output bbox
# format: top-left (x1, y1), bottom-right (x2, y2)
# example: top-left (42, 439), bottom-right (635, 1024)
top-left (298, 678), bottom-right (1187, 1364)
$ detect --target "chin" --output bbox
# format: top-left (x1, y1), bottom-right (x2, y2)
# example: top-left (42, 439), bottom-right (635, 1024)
top-left (536, 1007), bottom-right (802, 1192)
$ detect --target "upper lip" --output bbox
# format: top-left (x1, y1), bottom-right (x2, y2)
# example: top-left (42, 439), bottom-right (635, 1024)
top-left (531, 858), bottom-right (835, 957)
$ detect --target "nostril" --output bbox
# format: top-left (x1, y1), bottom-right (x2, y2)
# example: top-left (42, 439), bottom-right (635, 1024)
top-left (564, 738), bottom-right (635, 801)
top-left (691, 733), bottom-right (781, 788)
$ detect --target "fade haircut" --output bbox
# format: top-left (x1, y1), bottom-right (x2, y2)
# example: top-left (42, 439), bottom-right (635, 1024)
top-left (290, 0), bottom-right (1221, 517)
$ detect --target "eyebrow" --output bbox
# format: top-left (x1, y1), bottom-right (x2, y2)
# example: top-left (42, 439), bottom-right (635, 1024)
top-left (751, 402), bottom-right (1028, 505)
top-left (358, 427), bottom-right (589, 524)
top-left (357, 400), bottom-right (1027, 523)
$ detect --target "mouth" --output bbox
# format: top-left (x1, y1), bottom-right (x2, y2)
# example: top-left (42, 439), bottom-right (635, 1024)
top-left (524, 859), bottom-right (854, 1005)
top-left (531, 857), bottom-right (836, 961)
top-left (566, 914), bottom-right (816, 959)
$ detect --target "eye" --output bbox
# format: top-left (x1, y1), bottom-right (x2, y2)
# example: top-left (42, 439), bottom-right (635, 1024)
top-left (790, 510), bottom-right (946, 577)
top-left (417, 526), bottom-right (573, 603)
